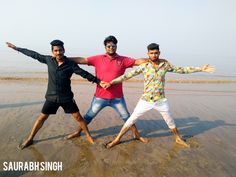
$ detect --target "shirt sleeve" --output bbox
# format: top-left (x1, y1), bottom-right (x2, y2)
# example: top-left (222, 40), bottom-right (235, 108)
top-left (73, 63), bottom-right (100, 84)
top-left (86, 55), bottom-right (98, 66)
top-left (122, 57), bottom-right (136, 68)
top-left (166, 62), bottom-right (202, 74)
top-left (16, 48), bottom-right (47, 64)
top-left (112, 64), bottom-right (143, 84)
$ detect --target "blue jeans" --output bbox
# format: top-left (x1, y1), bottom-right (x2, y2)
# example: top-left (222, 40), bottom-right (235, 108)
top-left (84, 97), bottom-right (130, 124)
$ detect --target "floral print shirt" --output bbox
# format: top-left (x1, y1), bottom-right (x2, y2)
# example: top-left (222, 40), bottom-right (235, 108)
top-left (112, 61), bottom-right (202, 102)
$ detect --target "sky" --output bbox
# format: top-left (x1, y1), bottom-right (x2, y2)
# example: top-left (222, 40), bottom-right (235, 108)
top-left (0, 0), bottom-right (236, 76)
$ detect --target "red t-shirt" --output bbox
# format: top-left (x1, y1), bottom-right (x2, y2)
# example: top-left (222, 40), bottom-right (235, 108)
top-left (87, 54), bottom-right (135, 99)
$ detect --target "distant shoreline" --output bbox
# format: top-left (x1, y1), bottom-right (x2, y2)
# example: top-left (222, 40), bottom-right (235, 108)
top-left (1, 76), bottom-right (236, 84)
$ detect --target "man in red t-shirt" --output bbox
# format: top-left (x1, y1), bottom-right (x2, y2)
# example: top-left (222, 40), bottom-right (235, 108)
top-left (68, 36), bottom-right (148, 143)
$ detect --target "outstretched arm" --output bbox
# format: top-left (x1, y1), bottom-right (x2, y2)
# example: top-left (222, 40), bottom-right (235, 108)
top-left (102, 65), bottom-right (144, 89)
top-left (68, 57), bottom-right (88, 65)
top-left (6, 42), bottom-right (47, 64)
top-left (73, 63), bottom-right (101, 84)
top-left (112, 65), bottom-right (143, 84)
top-left (167, 62), bottom-right (215, 74)
top-left (134, 58), bottom-right (149, 66)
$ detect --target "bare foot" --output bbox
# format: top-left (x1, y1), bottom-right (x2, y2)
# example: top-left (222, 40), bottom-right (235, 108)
top-left (105, 139), bottom-right (120, 149)
top-left (135, 136), bottom-right (149, 143)
top-left (176, 137), bottom-right (190, 148)
top-left (66, 131), bottom-right (81, 139)
top-left (18, 139), bottom-right (33, 150)
top-left (86, 135), bottom-right (95, 144)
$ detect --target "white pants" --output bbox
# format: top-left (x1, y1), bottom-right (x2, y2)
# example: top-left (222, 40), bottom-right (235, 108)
top-left (124, 98), bottom-right (176, 129)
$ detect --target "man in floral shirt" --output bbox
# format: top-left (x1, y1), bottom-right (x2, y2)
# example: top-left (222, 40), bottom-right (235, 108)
top-left (105, 43), bottom-right (215, 148)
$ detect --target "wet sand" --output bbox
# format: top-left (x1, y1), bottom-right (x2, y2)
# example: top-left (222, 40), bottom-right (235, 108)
top-left (0, 79), bottom-right (236, 177)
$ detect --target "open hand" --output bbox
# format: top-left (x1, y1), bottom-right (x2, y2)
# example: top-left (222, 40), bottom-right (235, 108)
top-left (201, 64), bottom-right (216, 73)
top-left (6, 42), bottom-right (17, 50)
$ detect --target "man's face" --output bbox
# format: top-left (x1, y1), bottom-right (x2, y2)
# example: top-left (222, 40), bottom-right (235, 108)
top-left (105, 42), bottom-right (117, 55)
top-left (147, 49), bottom-right (160, 61)
top-left (52, 46), bottom-right (65, 60)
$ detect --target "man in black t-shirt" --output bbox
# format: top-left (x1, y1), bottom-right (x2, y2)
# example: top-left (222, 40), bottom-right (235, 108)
top-left (6, 40), bottom-right (104, 149)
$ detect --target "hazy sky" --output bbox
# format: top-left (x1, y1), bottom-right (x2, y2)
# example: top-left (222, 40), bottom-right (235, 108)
top-left (1, 0), bottom-right (236, 75)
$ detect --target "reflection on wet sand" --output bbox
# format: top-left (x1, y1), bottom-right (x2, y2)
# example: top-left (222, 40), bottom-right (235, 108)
top-left (0, 80), bottom-right (236, 177)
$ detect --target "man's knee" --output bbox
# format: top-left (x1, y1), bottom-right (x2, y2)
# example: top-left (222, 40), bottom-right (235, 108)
top-left (161, 112), bottom-right (176, 129)
top-left (121, 112), bottom-right (130, 122)
top-left (124, 119), bottom-right (134, 129)
top-left (38, 113), bottom-right (49, 121)
top-left (72, 112), bottom-right (84, 121)
top-left (114, 104), bottom-right (130, 121)
top-left (83, 114), bottom-right (93, 124)
top-left (122, 115), bottom-right (129, 122)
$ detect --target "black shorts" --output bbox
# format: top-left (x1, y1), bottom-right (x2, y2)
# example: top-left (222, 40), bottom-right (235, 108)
top-left (41, 99), bottom-right (79, 114)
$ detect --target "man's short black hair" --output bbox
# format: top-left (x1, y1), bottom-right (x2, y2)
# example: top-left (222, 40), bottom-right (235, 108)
top-left (50, 39), bottom-right (64, 50)
top-left (147, 43), bottom-right (159, 51)
top-left (103, 35), bottom-right (118, 46)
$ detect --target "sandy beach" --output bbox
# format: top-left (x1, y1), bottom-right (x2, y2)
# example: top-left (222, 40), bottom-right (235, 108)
top-left (0, 78), bottom-right (236, 177)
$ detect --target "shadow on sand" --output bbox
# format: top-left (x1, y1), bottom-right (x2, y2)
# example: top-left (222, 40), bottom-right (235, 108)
top-left (0, 171), bottom-right (28, 177)
top-left (90, 117), bottom-right (236, 139)
top-left (17, 117), bottom-right (236, 147)
top-left (0, 101), bottom-right (44, 109)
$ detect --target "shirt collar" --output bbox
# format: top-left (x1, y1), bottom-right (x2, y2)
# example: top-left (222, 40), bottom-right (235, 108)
top-left (104, 53), bottom-right (119, 59)
top-left (51, 56), bottom-right (68, 65)
top-left (147, 60), bottom-right (166, 70)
